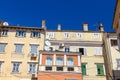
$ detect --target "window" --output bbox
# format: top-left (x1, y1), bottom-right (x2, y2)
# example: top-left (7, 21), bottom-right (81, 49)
top-left (93, 33), bottom-right (99, 39)
top-left (12, 62), bottom-right (20, 73)
top-left (57, 57), bottom-right (63, 66)
top-left (47, 32), bottom-right (54, 38)
top-left (0, 43), bottom-right (7, 53)
top-left (95, 48), bottom-right (102, 55)
top-left (15, 44), bottom-right (23, 53)
top-left (16, 30), bottom-right (26, 37)
top-left (116, 59), bottom-right (120, 67)
top-left (78, 48), bottom-right (86, 55)
top-left (96, 64), bottom-right (104, 75)
top-left (76, 33), bottom-right (82, 39)
top-left (65, 48), bottom-right (70, 52)
top-left (67, 67), bottom-right (74, 71)
top-left (82, 63), bottom-right (86, 75)
top-left (1, 30), bottom-right (8, 36)
top-left (111, 39), bottom-right (117, 46)
top-left (64, 32), bottom-right (69, 38)
top-left (30, 45), bottom-right (38, 54)
top-left (28, 63), bottom-right (36, 73)
top-left (57, 67), bottom-right (63, 71)
top-left (46, 57), bottom-right (52, 65)
top-left (45, 66), bottom-right (52, 71)
top-left (49, 47), bottom-right (53, 51)
top-left (31, 31), bottom-right (40, 38)
top-left (67, 58), bottom-right (73, 66)
top-left (0, 63), bottom-right (2, 72)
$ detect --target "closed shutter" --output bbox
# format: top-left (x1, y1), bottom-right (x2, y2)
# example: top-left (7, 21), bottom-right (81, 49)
top-left (30, 45), bottom-right (38, 54)
top-left (0, 43), bottom-right (6, 52)
top-left (15, 44), bottom-right (23, 53)
top-left (82, 63), bottom-right (86, 75)
top-left (97, 64), bottom-right (104, 75)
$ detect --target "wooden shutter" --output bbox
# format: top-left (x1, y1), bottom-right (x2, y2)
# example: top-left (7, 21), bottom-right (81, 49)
top-left (82, 63), bottom-right (86, 75)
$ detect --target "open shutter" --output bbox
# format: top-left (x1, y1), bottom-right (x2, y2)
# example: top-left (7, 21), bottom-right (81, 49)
top-left (84, 48), bottom-right (87, 55)
top-left (82, 64), bottom-right (86, 75)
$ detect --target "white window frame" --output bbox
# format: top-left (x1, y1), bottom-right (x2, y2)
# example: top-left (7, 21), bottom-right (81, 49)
top-left (28, 63), bottom-right (36, 73)
top-left (30, 44), bottom-right (38, 54)
top-left (76, 33), bottom-right (82, 39)
top-left (46, 57), bottom-right (52, 66)
top-left (14, 44), bottom-right (23, 54)
top-left (116, 59), bottom-right (120, 67)
top-left (67, 58), bottom-right (74, 66)
top-left (95, 47), bottom-right (102, 55)
top-left (12, 62), bottom-right (20, 73)
top-left (0, 43), bottom-right (7, 53)
top-left (47, 32), bottom-right (55, 39)
top-left (1, 30), bottom-right (8, 36)
top-left (31, 31), bottom-right (41, 38)
top-left (16, 30), bottom-right (26, 37)
top-left (93, 33), bottom-right (99, 39)
top-left (64, 32), bottom-right (70, 38)
top-left (57, 57), bottom-right (63, 66)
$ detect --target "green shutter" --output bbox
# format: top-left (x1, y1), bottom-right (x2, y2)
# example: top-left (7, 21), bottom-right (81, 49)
top-left (82, 64), bottom-right (86, 75)
top-left (97, 64), bottom-right (104, 75)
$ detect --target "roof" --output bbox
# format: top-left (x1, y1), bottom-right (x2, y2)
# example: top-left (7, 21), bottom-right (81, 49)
top-left (0, 25), bottom-right (45, 31)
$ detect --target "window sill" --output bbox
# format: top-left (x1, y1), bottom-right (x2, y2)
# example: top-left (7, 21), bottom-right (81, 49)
top-left (16, 36), bottom-right (26, 38)
top-left (96, 74), bottom-right (105, 76)
top-left (30, 37), bottom-right (41, 38)
top-left (1, 35), bottom-right (8, 37)
top-left (0, 52), bottom-right (6, 54)
top-left (11, 72), bottom-right (21, 74)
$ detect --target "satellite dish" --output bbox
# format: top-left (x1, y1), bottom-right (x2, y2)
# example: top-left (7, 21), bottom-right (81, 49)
top-left (44, 46), bottom-right (49, 51)
top-left (3, 22), bottom-right (9, 26)
top-left (45, 40), bottom-right (51, 46)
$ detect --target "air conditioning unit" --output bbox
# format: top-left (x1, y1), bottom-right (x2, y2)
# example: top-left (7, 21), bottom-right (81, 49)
top-left (32, 73), bottom-right (37, 78)
top-left (31, 53), bottom-right (37, 57)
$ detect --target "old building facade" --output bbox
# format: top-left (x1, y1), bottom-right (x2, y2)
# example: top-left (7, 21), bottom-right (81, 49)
top-left (38, 23), bottom-right (106, 80)
top-left (0, 21), bottom-right (45, 80)
top-left (103, 33), bottom-right (120, 80)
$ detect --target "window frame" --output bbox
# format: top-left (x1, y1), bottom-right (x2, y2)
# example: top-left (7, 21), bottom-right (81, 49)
top-left (67, 58), bottom-right (74, 66)
top-left (16, 30), bottom-right (26, 37)
top-left (64, 32), bottom-right (70, 38)
top-left (12, 62), bottom-right (20, 73)
top-left (116, 59), bottom-right (120, 67)
top-left (96, 64), bottom-right (104, 75)
top-left (47, 32), bottom-right (55, 39)
top-left (76, 33), bottom-right (83, 39)
top-left (57, 57), bottom-right (63, 66)
top-left (46, 57), bottom-right (52, 66)
top-left (30, 44), bottom-right (38, 54)
top-left (1, 30), bottom-right (8, 36)
top-left (31, 31), bottom-right (41, 38)
top-left (0, 43), bottom-right (7, 53)
top-left (28, 63), bottom-right (36, 73)
top-left (14, 44), bottom-right (23, 54)
top-left (81, 63), bottom-right (87, 75)
top-left (93, 33), bottom-right (99, 39)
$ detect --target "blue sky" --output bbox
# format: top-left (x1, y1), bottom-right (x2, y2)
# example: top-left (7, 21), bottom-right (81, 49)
top-left (0, 0), bottom-right (116, 32)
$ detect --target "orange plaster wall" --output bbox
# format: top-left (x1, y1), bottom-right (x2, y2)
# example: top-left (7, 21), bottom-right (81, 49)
top-left (38, 73), bottom-right (82, 80)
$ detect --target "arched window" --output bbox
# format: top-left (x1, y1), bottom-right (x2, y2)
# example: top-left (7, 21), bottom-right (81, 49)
top-left (57, 57), bottom-right (63, 65)
top-left (46, 57), bottom-right (52, 65)
top-left (67, 58), bottom-right (73, 66)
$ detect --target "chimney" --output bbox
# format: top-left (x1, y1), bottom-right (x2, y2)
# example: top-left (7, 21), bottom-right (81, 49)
top-left (83, 23), bottom-right (88, 31)
top-left (99, 23), bottom-right (104, 31)
top-left (0, 20), bottom-right (3, 26)
top-left (42, 20), bottom-right (46, 29)
top-left (58, 24), bottom-right (61, 30)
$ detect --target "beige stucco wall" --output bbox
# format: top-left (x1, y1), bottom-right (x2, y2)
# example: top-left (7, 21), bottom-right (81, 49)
top-left (0, 28), bottom-right (44, 80)
top-left (45, 31), bottom-right (106, 80)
